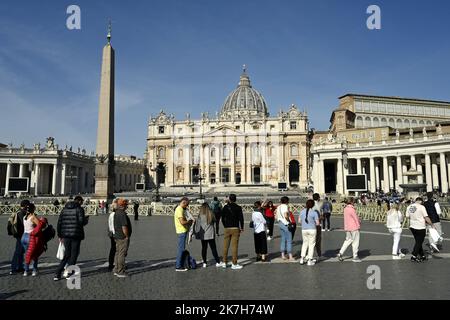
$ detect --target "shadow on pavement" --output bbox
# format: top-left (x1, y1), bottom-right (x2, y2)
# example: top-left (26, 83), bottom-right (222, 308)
top-left (0, 290), bottom-right (28, 300)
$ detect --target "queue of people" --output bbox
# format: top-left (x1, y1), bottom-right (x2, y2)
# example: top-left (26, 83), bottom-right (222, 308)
top-left (6, 191), bottom-right (445, 280)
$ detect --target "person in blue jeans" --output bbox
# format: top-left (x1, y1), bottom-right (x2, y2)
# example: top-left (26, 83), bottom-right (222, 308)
top-left (9, 199), bottom-right (30, 275)
top-left (174, 197), bottom-right (193, 271)
top-left (276, 196), bottom-right (295, 261)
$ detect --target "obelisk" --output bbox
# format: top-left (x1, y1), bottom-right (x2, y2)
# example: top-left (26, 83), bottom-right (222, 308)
top-left (94, 23), bottom-right (115, 200)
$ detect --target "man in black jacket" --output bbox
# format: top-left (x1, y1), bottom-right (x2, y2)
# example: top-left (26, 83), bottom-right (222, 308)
top-left (219, 194), bottom-right (244, 270)
top-left (9, 199), bottom-right (30, 275)
top-left (54, 196), bottom-right (89, 281)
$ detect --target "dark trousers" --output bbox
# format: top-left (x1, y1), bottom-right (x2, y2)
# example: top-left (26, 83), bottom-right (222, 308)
top-left (11, 237), bottom-right (24, 272)
top-left (55, 238), bottom-right (81, 277)
top-left (108, 236), bottom-right (116, 269)
top-left (322, 213), bottom-right (331, 230)
top-left (290, 224), bottom-right (297, 240)
top-left (266, 217), bottom-right (275, 237)
top-left (410, 228), bottom-right (426, 257)
top-left (214, 213), bottom-right (221, 235)
top-left (201, 239), bottom-right (220, 264)
top-left (254, 231), bottom-right (268, 255)
top-left (315, 225), bottom-right (322, 257)
top-left (134, 210), bottom-right (139, 221)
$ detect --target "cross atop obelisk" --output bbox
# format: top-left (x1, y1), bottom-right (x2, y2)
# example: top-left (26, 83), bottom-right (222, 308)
top-left (94, 22), bottom-right (115, 200)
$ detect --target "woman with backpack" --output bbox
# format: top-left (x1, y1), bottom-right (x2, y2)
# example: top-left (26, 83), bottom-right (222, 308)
top-left (276, 196), bottom-right (295, 261)
top-left (262, 201), bottom-right (276, 241)
top-left (386, 202), bottom-right (406, 260)
top-left (251, 201), bottom-right (268, 262)
top-left (197, 203), bottom-right (221, 267)
top-left (298, 199), bottom-right (320, 266)
top-left (21, 203), bottom-right (47, 276)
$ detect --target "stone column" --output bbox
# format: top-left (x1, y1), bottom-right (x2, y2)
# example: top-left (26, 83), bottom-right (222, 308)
top-left (425, 153), bottom-right (432, 192)
top-left (230, 143), bottom-right (236, 184)
top-left (447, 154), bottom-right (450, 189)
top-left (246, 144), bottom-right (252, 183)
top-left (440, 152), bottom-right (448, 193)
top-left (356, 158), bottom-right (362, 174)
top-left (184, 145), bottom-right (191, 184)
top-left (396, 156), bottom-right (403, 192)
top-left (410, 155), bottom-right (417, 171)
top-left (337, 158), bottom-right (344, 195)
top-left (61, 163), bottom-right (66, 195)
top-left (79, 167), bottom-right (84, 194)
top-left (4, 162), bottom-right (11, 196)
top-left (388, 160), bottom-right (394, 190)
top-left (432, 155), bottom-right (439, 190)
top-left (383, 157), bottom-right (389, 192)
top-left (19, 164), bottom-right (25, 178)
top-left (204, 145), bottom-right (210, 184)
top-left (343, 160), bottom-right (349, 195)
top-left (362, 159), bottom-right (366, 174)
top-left (261, 143), bottom-right (266, 183)
top-left (417, 161), bottom-right (424, 184)
top-left (200, 144), bottom-right (205, 180)
top-left (375, 160), bottom-right (380, 191)
top-left (216, 144), bottom-right (220, 184)
top-left (241, 143), bottom-right (246, 184)
top-left (369, 157), bottom-right (376, 192)
top-left (167, 146), bottom-right (174, 185)
top-left (52, 163), bottom-right (58, 195)
top-left (318, 159), bottom-right (325, 194)
top-left (34, 163), bottom-right (40, 196)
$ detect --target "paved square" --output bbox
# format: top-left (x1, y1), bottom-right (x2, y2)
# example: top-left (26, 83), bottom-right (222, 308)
top-left (1, 215), bottom-right (449, 300)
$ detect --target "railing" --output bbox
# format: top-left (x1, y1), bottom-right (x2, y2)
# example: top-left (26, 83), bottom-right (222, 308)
top-left (1, 203), bottom-right (448, 226)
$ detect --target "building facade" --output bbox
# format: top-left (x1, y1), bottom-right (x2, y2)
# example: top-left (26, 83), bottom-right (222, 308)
top-left (147, 69), bottom-right (310, 188)
top-left (0, 137), bottom-right (145, 197)
top-left (312, 94), bottom-right (450, 195)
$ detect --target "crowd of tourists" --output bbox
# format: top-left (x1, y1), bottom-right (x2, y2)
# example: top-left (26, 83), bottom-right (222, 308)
top-left (5, 191), bottom-right (445, 278)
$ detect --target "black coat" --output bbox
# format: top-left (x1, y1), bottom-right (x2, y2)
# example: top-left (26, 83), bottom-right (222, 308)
top-left (57, 201), bottom-right (89, 240)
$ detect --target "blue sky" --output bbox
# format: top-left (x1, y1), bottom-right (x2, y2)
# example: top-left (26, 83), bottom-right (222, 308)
top-left (1, 0), bottom-right (450, 156)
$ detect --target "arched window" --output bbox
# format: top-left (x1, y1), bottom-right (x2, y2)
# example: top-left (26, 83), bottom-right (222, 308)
top-left (388, 118), bottom-right (395, 128)
top-left (380, 118), bottom-right (387, 127)
top-left (356, 116), bottom-right (363, 128)
top-left (177, 149), bottom-right (183, 158)
top-left (411, 119), bottom-right (418, 127)
top-left (210, 148), bottom-right (216, 158)
top-left (364, 117), bottom-right (371, 127)
top-left (426, 120), bottom-right (432, 126)
top-left (404, 119), bottom-right (410, 128)
top-left (158, 147), bottom-right (165, 159)
top-left (396, 119), bottom-right (403, 128)
top-left (236, 147), bottom-right (241, 158)
top-left (290, 144), bottom-right (298, 157)
top-left (373, 117), bottom-right (380, 127)
top-left (223, 146), bottom-right (229, 159)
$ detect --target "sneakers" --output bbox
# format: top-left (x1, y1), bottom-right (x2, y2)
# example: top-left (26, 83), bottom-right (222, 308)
top-left (327, 229), bottom-right (331, 232)
top-left (63, 269), bottom-right (69, 278)
top-left (398, 253), bottom-right (406, 258)
top-left (231, 264), bottom-right (243, 270)
top-left (299, 257), bottom-right (304, 265)
top-left (352, 257), bottom-right (362, 263)
top-left (53, 276), bottom-right (62, 281)
top-left (23, 271), bottom-right (29, 277)
top-left (337, 253), bottom-right (344, 262)
top-left (115, 273), bottom-right (128, 278)
top-left (215, 262), bottom-right (222, 267)
top-left (392, 255), bottom-right (402, 260)
top-left (307, 260), bottom-right (316, 266)
top-left (411, 256), bottom-right (421, 262)
top-left (202, 263), bottom-right (207, 268)
top-left (175, 268), bottom-right (188, 272)
top-left (218, 262), bottom-right (227, 268)
top-left (267, 236), bottom-right (272, 241)
top-left (430, 243), bottom-right (440, 253)
top-left (32, 270), bottom-right (38, 277)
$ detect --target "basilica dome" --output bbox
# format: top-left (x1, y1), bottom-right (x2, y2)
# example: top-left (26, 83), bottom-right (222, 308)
top-left (220, 67), bottom-right (269, 120)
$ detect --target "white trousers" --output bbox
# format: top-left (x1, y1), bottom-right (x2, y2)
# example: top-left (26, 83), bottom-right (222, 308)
top-left (339, 231), bottom-right (360, 258)
top-left (389, 228), bottom-right (402, 255)
top-left (301, 229), bottom-right (317, 260)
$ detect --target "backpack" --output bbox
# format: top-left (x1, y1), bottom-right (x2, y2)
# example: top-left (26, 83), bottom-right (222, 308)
top-left (42, 221), bottom-right (56, 251)
top-left (188, 255), bottom-right (197, 269)
top-left (322, 202), bottom-right (331, 213)
top-left (424, 200), bottom-right (439, 223)
top-left (7, 211), bottom-right (20, 237)
top-left (211, 202), bottom-right (221, 215)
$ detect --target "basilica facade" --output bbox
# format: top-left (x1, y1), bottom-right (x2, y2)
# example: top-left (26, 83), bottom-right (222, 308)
top-left (146, 69), bottom-right (310, 189)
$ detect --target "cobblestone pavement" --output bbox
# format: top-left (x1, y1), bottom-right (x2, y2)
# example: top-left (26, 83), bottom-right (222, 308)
top-left (1, 214), bottom-right (449, 300)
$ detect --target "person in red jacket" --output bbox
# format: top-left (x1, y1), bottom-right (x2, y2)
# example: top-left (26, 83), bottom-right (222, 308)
top-left (24, 208), bottom-right (47, 277)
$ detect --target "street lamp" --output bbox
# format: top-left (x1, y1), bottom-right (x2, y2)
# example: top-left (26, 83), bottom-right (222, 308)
top-left (195, 167), bottom-right (205, 199)
top-left (149, 162), bottom-right (165, 202)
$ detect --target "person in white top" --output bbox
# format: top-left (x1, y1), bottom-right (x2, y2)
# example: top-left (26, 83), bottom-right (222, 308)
top-left (406, 197), bottom-right (433, 262)
top-left (251, 201), bottom-right (268, 262)
top-left (386, 202), bottom-right (405, 260)
top-left (276, 196), bottom-right (295, 261)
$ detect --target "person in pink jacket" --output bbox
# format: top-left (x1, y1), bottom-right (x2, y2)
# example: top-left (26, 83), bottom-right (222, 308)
top-left (337, 197), bottom-right (362, 262)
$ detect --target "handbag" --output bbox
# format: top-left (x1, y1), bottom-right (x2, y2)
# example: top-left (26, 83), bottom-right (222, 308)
top-left (249, 221), bottom-right (254, 228)
top-left (429, 227), bottom-right (442, 243)
top-left (56, 242), bottom-right (65, 260)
